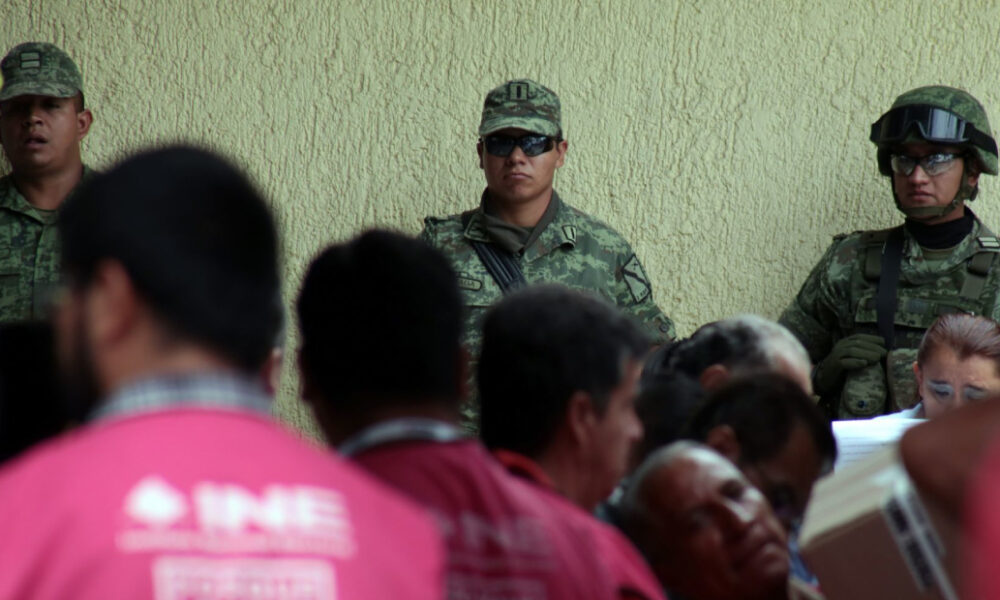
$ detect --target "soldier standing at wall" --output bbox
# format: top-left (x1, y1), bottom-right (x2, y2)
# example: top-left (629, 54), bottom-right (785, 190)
top-left (0, 42), bottom-right (93, 321)
top-left (421, 78), bottom-right (675, 427)
top-left (781, 86), bottom-right (1000, 419)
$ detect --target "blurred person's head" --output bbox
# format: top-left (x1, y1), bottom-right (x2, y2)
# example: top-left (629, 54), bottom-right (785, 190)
top-left (0, 321), bottom-right (66, 464)
top-left (914, 313), bottom-right (1000, 419)
top-left (630, 370), bottom-right (705, 471)
top-left (479, 284), bottom-right (648, 510)
top-left (55, 146), bottom-right (282, 419)
top-left (643, 315), bottom-right (811, 395)
top-left (621, 442), bottom-right (789, 600)
top-left (297, 230), bottom-right (464, 445)
top-left (685, 374), bottom-right (836, 533)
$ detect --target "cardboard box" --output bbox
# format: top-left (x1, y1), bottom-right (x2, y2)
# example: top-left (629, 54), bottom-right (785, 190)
top-left (800, 447), bottom-right (960, 600)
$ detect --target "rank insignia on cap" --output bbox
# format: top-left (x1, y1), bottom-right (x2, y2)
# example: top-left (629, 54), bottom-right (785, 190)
top-left (508, 81), bottom-right (529, 100)
top-left (19, 52), bottom-right (41, 71)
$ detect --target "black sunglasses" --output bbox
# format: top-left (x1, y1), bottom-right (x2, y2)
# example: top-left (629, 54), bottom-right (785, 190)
top-left (481, 134), bottom-right (558, 157)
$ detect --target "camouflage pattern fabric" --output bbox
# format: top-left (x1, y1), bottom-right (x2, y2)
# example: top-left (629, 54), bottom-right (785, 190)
top-left (780, 218), bottom-right (1000, 419)
top-left (421, 191), bottom-right (676, 429)
top-left (0, 42), bottom-right (83, 102)
top-left (0, 168), bottom-right (91, 322)
top-left (479, 79), bottom-right (561, 138)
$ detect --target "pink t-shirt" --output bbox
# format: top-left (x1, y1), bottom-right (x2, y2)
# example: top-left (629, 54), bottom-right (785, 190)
top-left (354, 437), bottom-right (619, 600)
top-left (0, 409), bottom-right (445, 600)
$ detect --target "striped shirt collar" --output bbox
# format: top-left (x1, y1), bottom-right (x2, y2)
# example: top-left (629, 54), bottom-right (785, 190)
top-left (90, 371), bottom-right (271, 423)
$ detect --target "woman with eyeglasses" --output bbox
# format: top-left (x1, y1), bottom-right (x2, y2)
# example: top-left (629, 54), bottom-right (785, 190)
top-left (888, 313), bottom-right (1000, 419)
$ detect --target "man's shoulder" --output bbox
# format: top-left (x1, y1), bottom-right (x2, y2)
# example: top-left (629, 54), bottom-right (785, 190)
top-left (557, 201), bottom-right (633, 248)
top-left (421, 209), bottom-right (476, 246)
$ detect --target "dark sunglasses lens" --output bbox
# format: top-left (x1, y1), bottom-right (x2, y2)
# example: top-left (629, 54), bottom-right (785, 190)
top-left (484, 137), bottom-right (516, 156)
top-left (520, 136), bottom-right (552, 156)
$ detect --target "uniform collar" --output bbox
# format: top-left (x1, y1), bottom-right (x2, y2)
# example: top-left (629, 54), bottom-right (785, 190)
top-left (464, 190), bottom-right (579, 261)
top-left (493, 448), bottom-right (557, 490)
top-left (900, 211), bottom-right (988, 266)
top-left (339, 418), bottom-right (467, 457)
top-left (0, 165), bottom-right (94, 222)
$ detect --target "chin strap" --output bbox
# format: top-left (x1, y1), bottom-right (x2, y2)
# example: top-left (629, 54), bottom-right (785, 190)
top-left (893, 163), bottom-right (978, 219)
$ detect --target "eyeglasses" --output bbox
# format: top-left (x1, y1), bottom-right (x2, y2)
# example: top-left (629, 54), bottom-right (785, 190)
top-left (871, 104), bottom-right (999, 156)
top-left (481, 134), bottom-right (557, 157)
top-left (889, 153), bottom-right (961, 177)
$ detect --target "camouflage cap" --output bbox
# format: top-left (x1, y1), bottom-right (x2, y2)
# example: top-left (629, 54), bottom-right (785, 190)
top-left (479, 79), bottom-right (561, 138)
top-left (0, 42), bottom-right (83, 102)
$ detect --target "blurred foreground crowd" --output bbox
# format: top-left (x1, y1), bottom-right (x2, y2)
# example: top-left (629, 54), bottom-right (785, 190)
top-left (2, 42), bottom-right (1000, 600)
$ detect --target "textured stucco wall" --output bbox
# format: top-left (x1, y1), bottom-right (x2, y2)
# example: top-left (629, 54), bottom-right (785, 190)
top-left (5, 0), bottom-right (1000, 434)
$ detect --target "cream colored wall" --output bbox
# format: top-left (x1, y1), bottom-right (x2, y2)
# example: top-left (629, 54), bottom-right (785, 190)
top-left (5, 0), bottom-right (1000, 433)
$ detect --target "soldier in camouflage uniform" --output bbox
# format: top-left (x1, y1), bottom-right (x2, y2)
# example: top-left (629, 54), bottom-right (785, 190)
top-left (0, 42), bottom-right (94, 322)
top-left (421, 79), bottom-right (675, 428)
top-left (780, 86), bottom-right (1000, 419)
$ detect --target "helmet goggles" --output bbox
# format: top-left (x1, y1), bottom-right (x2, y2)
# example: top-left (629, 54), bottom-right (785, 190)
top-left (870, 104), bottom-right (999, 157)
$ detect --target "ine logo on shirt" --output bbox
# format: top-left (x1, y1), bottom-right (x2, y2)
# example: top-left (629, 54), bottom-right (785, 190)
top-left (117, 475), bottom-right (358, 558)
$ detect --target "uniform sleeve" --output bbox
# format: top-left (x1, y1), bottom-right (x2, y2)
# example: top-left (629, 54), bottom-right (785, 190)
top-left (778, 241), bottom-right (844, 364)
top-left (616, 251), bottom-right (676, 345)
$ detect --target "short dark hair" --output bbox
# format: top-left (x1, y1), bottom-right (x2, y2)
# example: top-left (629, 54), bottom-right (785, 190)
top-left (479, 284), bottom-right (649, 457)
top-left (297, 230), bottom-right (463, 412)
top-left (59, 145), bottom-right (282, 372)
top-left (632, 371), bottom-right (705, 467)
top-left (685, 374), bottom-right (837, 469)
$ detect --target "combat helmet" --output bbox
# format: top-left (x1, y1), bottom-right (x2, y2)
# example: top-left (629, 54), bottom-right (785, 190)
top-left (870, 86), bottom-right (998, 216)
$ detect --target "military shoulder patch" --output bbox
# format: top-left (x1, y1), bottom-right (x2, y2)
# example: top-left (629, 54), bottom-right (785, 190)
top-left (622, 254), bottom-right (651, 304)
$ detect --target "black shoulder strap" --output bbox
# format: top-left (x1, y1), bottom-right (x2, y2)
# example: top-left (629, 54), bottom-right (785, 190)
top-left (862, 230), bottom-right (892, 281)
top-left (471, 241), bottom-right (526, 294)
top-left (462, 211), bottom-right (527, 295)
top-left (960, 224), bottom-right (1000, 300)
top-left (876, 226), bottom-right (905, 349)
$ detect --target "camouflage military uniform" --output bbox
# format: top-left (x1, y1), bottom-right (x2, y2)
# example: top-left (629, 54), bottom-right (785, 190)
top-left (780, 216), bottom-right (1000, 418)
top-left (781, 85), bottom-right (1000, 419)
top-left (0, 170), bottom-right (91, 321)
top-left (421, 191), bottom-right (675, 357)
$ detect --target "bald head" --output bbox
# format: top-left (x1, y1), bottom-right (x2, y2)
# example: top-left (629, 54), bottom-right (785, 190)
top-left (622, 443), bottom-right (789, 600)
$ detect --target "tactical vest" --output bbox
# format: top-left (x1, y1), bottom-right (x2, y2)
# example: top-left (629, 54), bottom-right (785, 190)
top-left (838, 225), bottom-right (1000, 418)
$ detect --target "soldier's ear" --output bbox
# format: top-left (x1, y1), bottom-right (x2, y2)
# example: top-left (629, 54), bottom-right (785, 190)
top-left (554, 139), bottom-right (568, 168)
top-left (76, 108), bottom-right (93, 140)
top-left (477, 141), bottom-right (485, 169)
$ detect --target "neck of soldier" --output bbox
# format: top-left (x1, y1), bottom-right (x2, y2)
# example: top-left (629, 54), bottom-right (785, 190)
top-left (13, 159), bottom-right (84, 211)
top-left (486, 188), bottom-right (553, 228)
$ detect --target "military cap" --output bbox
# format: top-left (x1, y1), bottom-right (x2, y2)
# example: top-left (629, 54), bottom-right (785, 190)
top-left (0, 42), bottom-right (83, 102)
top-left (479, 79), bottom-right (562, 138)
